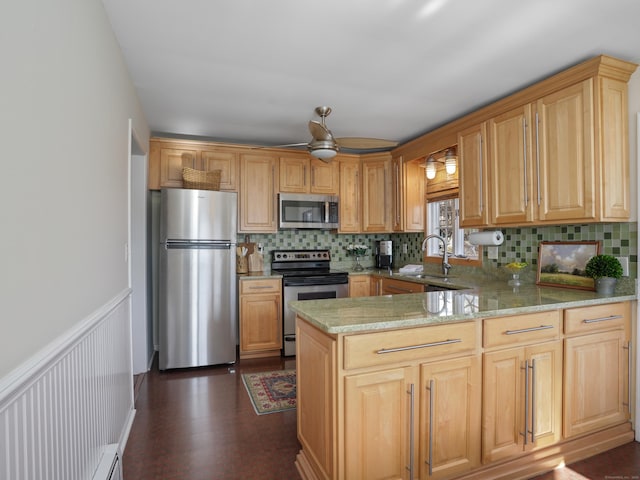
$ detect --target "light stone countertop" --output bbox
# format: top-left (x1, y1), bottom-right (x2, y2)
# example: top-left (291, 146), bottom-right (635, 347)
top-left (290, 276), bottom-right (637, 334)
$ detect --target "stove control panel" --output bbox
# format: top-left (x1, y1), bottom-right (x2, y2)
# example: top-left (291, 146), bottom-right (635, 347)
top-left (272, 249), bottom-right (331, 262)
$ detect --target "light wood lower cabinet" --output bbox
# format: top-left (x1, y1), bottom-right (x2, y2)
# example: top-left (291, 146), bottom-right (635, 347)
top-left (380, 277), bottom-right (425, 295)
top-left (348, 275), bottom-right (370, 298)
top-left (563, 302), bottom-right (631, 438)
top-left (297, 319), bottom-right (481, 480)
top-left (296, 301), bottom-right (634, 480)
top-left (238, 278), bottom-right (282, 359)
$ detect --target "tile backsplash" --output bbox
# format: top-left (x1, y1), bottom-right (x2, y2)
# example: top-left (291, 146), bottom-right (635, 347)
top-left (243, 222), bottom-right (637, 278)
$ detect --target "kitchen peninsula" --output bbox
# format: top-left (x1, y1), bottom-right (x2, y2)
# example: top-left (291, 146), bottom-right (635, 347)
top-left (290, 281), bottom-right (636, 480)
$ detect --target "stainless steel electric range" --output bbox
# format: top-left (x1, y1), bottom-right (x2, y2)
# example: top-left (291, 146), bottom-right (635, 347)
top-left (271, 249), bottom-right (349, 356)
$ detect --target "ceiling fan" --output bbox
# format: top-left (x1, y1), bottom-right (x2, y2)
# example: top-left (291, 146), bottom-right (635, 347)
top-left (274, 106), bottom-right (398, 162)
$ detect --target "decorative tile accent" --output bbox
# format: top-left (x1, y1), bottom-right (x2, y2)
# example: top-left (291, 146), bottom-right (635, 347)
top-left (243, 222), bottom-right (637, 278)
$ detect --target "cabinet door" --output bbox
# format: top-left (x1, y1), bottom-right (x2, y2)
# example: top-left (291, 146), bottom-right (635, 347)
top-left (563, 329), bottom-right (629, 438)
top-left (349, 275), bottom-right (371, 298)
top-left (420, 356), bottom-right (481, 480)
top-left (488, 104), bottom-right (535, 225)
top-left (391, 155), bottom-right (404, 231)
top-left (535, 79), bottom-right (595, 222)
top-left (239, 292), bottom-right (281, 354)
top-left (362, 155), bottom-right (392, 232)
top-left (380, 278), bottom-right (424, 295)
top-left (482, 348), bottom-right (525, 463)
top-left (239, 153), bottom-right (277, 232)
top-left (338, 157), bottom-right (361, 233)
top-left (524, 341), bottom-right (563, 451)
top-left (344, 367), bottom-right (416, 480)
top-left (310, 158), bottom-right (339, 194)
top-left (458, 122), bottom-right (489, 227)
top-left (200, 149), bottom-right (238, 191)
top-left (279, 155), bottom-right (309, 193)
top-left (159, 147), bottom-right (199, 188)
top-left (404, 160), bottom-right (426, 232)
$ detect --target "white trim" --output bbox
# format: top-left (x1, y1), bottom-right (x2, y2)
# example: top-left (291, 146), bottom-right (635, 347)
top-left (0, 288), bottom-right (131, 405)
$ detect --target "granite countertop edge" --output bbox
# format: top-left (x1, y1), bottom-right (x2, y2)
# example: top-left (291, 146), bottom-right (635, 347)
top-left (290, 280), bottom-right (637, 335)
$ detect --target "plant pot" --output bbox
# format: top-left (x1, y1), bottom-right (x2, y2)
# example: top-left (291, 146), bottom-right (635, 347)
top-left (595, 277), bottom-right (617, 295)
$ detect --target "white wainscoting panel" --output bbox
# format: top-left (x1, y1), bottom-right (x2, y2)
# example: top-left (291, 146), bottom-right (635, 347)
top-left (0, 289), bottom-right (135, 480)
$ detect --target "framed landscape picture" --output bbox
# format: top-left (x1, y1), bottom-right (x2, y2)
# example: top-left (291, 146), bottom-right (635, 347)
top-left (536, 241), bottom-right (600, 290)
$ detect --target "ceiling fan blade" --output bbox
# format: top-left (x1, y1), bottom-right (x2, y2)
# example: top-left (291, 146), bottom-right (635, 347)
top-left (309, 120), bottom-right (334, 142)
top-left (335, 137), bottom-right (398, 149)
top-left (251, 142), bottom-right (308, 149)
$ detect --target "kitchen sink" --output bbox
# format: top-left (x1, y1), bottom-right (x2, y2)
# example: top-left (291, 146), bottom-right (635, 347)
top-left (401, 273), bottom-right (456, 280)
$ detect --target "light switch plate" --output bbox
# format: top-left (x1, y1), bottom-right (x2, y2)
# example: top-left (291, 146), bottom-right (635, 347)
top-left (487, 246), bottom-right (498, 259)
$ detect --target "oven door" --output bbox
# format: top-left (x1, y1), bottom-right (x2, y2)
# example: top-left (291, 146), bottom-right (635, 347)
top-left (283, 282), bottom-right (348, 356)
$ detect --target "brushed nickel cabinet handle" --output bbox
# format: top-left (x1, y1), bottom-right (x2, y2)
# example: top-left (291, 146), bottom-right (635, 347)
top-left (405, 383), bottom-right (415, 479)
top-left (529, 358), bottom-right (536, 443)
top-left (505, 325), bottom-right (554, 335)
top-left (624, 341), bottom-right (632, 409)
top-left (377, 338), bottom-right (462, 354)
top-left (425, 379), bottom-right (434, 476)
top-left (583, 314), bottom-right (623, 324)
top-left (521, 359), bottom-right (530, 445)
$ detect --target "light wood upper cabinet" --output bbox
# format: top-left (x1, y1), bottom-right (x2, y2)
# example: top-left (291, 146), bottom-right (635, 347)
top-left (458, 122), bottom-right (489, 228)
top-left (239, 153), bottom-right (278, 232)
top-left (149, 138), bottom-right (238, 191)
top-left (279, 154), bottom-right (339, 194)
top-left (404, 161), bottom-right (426, 232)
top-left (535, 80), bottom-right (595, 222)
top-left (338, 156), bottom-right (361, 233)
top-left (488, 104), bottom-right (535, 225)
top-left (391, 155), bottom-right (404, 231)
top-left (158, 147), bottom-right (199, 188)
top-left (200, 148), bottom-right (238, 191)
top-left (361, 153), bottom-right (392, 232)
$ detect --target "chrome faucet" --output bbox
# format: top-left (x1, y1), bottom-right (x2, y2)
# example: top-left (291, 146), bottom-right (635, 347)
top-left (421, 234), bottom-right (452, 277)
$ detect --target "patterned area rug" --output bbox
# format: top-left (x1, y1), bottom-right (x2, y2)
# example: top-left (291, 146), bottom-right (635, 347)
top-left (241, 369), bottom-right (296, 415)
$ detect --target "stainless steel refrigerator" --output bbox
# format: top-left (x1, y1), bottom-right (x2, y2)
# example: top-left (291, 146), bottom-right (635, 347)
top-left (159, 188), bottom-right (237, 370)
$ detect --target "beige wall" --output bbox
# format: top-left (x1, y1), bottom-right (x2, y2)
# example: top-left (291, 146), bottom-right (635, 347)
top-left (0, 0), bottom-right (149, 378)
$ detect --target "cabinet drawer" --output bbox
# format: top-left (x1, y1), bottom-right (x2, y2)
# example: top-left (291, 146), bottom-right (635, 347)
top-left (240, 278), bottom-right (281, 294)
top-left (483, 310), bottom-right (561, 349)
top-left (380, 277), bottom-right (425, 295)
top-left (564, 302), bottom-right (628, 335)
top-left (343, 321), bottom-right (478, 370)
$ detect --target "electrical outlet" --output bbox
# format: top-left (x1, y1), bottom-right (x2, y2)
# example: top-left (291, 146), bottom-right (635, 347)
top-left (402, 243), bottom-right (408, 254)
top-left (616, 256), bottom-right (629, 276)
top-left (487, 246), bottom-right (498, 259)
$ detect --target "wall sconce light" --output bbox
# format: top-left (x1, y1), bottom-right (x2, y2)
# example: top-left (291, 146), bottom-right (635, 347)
top-left (444, 148), bottom-right (457, 175)
top-left (424, 155), bottom-right (438, 180)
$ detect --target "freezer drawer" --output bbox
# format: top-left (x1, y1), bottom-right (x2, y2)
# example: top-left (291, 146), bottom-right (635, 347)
top-left (159, 244), bottom-right (236, 369)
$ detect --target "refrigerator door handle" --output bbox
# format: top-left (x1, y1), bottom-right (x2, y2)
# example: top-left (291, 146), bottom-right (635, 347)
top-left (165, 241), bottom-right (234, 250)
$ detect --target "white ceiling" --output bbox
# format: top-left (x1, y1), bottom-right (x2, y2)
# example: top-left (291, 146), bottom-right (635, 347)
top-left (101, 0), bottom-right (640, 152)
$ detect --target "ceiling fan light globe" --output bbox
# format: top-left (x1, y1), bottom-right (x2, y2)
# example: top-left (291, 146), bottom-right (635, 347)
top-left (311, 148), bottom-right (337, 160)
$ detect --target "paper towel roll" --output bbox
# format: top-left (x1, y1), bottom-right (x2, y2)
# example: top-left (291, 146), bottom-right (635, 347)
top-left (468, 231), bottom-right (504, 246)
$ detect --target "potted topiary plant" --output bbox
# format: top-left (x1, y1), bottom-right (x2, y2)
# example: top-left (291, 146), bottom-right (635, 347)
top-left (584, 254), bottom-right (623, 294)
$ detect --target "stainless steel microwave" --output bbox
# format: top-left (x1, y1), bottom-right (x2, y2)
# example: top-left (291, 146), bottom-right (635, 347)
top-left (278, 193), bottom-right (339, 229)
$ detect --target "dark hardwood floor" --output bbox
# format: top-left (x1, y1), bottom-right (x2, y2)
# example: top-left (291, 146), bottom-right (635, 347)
top-left (124, 353), bottom-right (639, 479)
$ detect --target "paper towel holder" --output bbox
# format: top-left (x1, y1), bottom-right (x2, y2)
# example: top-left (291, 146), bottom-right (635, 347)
top-left (468, 230), bottom-right (505, 246)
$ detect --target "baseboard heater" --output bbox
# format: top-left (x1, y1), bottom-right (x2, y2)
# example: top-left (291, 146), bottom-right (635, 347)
top-left (92, 444), bottom-right (122, 480)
